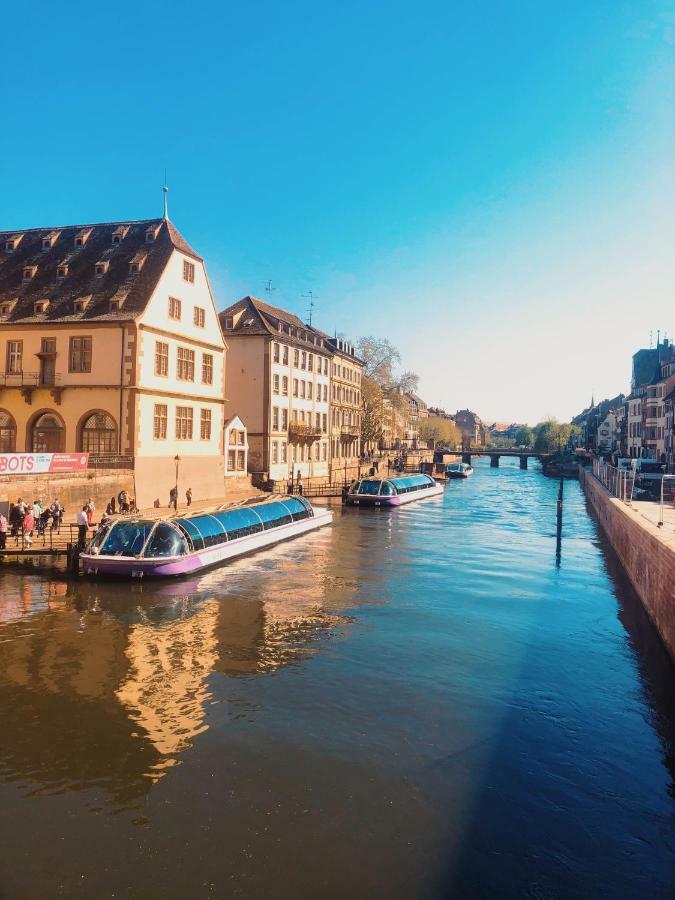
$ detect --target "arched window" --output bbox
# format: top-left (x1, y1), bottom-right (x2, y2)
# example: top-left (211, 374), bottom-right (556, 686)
top-left (31, 412), bottom-right (65, 453)
top-left (80, 412), bottom-right (117, 456)
top-left (0, 411), bottom-right (16, 452)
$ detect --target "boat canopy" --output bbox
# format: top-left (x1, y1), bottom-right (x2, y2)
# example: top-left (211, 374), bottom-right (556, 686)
top-left (350, 474), bottom-right (435, 496)
top-left (89, 496), bottom-right (314, 559)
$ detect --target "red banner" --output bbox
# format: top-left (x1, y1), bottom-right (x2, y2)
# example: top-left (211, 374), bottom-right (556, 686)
top-left (0, 453), bottom-right (89, 475)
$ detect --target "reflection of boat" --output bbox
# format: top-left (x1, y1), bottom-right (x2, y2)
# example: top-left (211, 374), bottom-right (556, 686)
top-left (80, 495), bottom-right (333, 578)
top-left (346, 474), bottom-right (443, 507)
top-left (446, 462), bottom-right (473, 479)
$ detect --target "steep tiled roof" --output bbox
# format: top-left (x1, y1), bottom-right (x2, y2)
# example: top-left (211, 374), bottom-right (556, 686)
top-left (219, 296), bottom-right (333, 351)
top-left (0, 218), bottom-right (200, 325)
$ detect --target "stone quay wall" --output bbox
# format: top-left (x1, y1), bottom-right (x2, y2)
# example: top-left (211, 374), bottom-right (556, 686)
top-left (580, 467), bottom-right (675, 662)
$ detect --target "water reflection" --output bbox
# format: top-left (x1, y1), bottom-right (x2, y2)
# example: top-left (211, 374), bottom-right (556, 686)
top-left (0, 520), bottom-right (363, 807)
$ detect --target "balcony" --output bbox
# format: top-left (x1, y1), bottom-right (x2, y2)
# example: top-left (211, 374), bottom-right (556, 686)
top-left (0, 371), bottom-right (63, 387)
top-left (288, 422), bottom-right (322, 442)
top-left (340, 425), bottom-right (360, 439)
top-left (88, 454), bottom-right (135, 470)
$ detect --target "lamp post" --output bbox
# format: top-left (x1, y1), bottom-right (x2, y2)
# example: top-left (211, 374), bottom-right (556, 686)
top-left (174, 454), bottom-right (180, 512)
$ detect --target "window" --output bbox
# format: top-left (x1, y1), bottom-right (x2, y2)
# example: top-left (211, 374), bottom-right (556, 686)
top-left (272, 407), bottom-right (279, 430)
top-left (322, 413), bottom-right (327, 432)
top-left (23, 266), bottom-right (37, 281)
top-left (155, 341), bottom-right (169, 376)
top-left (314, 442), bottom-right (320, 461)
top-left (322, 442), bottom-right (327, 461)
top-left (323, 384), bottom-right (328, 402)
top-left (308, 353), bottom-right (313, 371)
top-left (81, 412), bottom-right (117, 455)
top-left (112, 234), bottom-right (121, 245)
top-left (273, 343), bottom-right (280, 363)
top-left (227, 449), bottom-right (236, 470)
top-left (272, 441), bottom-right (278, 464)
top-left (193, 306), bottom-right (205, 328)
top-left (95, 261), bottom-right (108, 277)
top-left (273, 374), bottom-right (280, 394)
top-left (281, 441), bottom-right (287, 463)
top-left (57, 264), bottom-right (68, 279)
top-left (69, 336), bottom-right (92, 373)
top-left (293, 378), bottom-right (298, 397)
top-left (176, 406), bottom-right (193, 440)
top-left (183, 259), bottom-right (195, 283)
top-left (202, 353), bottom-right (213, 384)
top-left (238, 430), bottom-right (245, 444)
top-left (283, 345), bottom-right (289, 365)
top-left (315, 412), bottom-right (321, 430)
top-left (300, 381), bottom-right (306, 399)
top-left (154, 404), bottom-right (167, 439)
top-left (282, 376), bottom-right (288, 395)
top-left (0, 411), bottom-right (16, 452)
top-left (6, 340), bottom-right (22, 374)
top-left (224, 316), bottom-right (233, 329)
top-left (200, 408), bottom-right (212, 440)
top-left (237, 450), bottom-right (245, 470)
top-left (301, 351), bottom-right (306, 369)
top-left (169, 297), bottom-right (182, 320)
top-left (281, 408), bottom-right (288, 429)
top-left (177, 346), bottom-right (195, 381)
top-left (294, 349), bottom-right (299, 367)
top-left (307, 382), bottom-right (313, 400)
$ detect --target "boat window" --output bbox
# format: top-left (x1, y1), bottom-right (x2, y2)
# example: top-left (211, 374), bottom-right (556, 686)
top-left (88, 523), bottom-right (112, 552)
top-left (188, 514), bottom-right (228, 549)
top-left (357, 480), bottom-right (381, 496)
top-left (214, 507), bottom-right (264, 541)
top-left (351, 481), bottom-right (361, 494)
top-left (280, 496), bottom-right (312, 521)
top-left (379, 481), bottom-right (395, 496)
top-left (99, 519), bottom-right (154, 557)
top-left (143, 522), bottom-right (189, 558)
top-left (175, 517), bottom-right (204, 551)
top-left (253, 502), bottom-right (293, 530)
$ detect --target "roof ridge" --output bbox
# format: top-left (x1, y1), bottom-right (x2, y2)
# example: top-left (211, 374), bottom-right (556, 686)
top-left (0, 217), bottom-right (163, 236)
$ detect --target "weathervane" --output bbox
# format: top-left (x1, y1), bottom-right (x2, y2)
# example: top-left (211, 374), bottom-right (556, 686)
top-left (162, 169), bottom-right (169, 221)
top-left (302, 290), bottom-right (319, 326)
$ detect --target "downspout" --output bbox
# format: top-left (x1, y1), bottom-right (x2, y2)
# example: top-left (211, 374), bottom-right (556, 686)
top-left (118, 323), bottom-right (125, 454)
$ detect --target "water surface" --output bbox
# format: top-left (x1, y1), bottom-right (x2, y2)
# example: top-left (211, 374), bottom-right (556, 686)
top-left (0, 460), bottom-right (673, 898)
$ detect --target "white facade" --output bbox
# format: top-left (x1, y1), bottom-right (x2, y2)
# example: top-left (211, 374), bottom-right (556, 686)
top-left (224, 415), bottom-right (248, 476)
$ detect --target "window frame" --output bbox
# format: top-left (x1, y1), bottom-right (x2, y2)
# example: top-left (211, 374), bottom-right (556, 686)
top-left (69, 335), bottom-right (92, 373)
top-left (169, 297), bottom-right (182, 320)
top-left (177, 346), bottom-right (195, 381)
top-left (200, 408), bottom-right (212, 441)
top-left (155, 341), bottom-right (169, 377)
top-left (6, 340), bottom-right (23, 374)
top-left (153, 403), bottom-right (168, 439)
top-left (175, 406), bottom-right (194, 440)
top-left (183, 259), bottom-right (195, 283)
top-left (201, 352), bottom-right (213, 385)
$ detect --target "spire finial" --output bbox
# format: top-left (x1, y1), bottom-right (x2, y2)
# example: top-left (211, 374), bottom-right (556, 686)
top-left (162, 170), bottom-right (169, 221)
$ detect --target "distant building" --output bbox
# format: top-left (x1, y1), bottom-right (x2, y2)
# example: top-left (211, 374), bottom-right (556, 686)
top-left (454, 409), bottom-right (486, 448)
top-left (223, 414), bottom-right (248, 477)
top-left (326, 337), bottom-right (364, 478)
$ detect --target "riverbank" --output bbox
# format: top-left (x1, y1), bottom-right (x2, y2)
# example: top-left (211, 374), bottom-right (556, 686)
top-left (580, 466), bottom-right (675, 662)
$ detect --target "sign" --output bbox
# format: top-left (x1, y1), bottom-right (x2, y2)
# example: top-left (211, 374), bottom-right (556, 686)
top-left (0, 453), bottom-right (89, 476)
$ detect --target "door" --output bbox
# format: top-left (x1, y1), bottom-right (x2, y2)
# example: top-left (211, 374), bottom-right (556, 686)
top-left (39, 338), bottom-right (56, 386)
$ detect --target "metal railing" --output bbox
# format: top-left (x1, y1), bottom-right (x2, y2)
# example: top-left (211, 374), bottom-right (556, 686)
top-left (592, 459), bottom-right (675, 526)
top-left (0, 371), bottom-right (63, 387)
top-left (288, 423), bottom-right (323, 440)
top-left (88, 454), bottom-right (135, 469)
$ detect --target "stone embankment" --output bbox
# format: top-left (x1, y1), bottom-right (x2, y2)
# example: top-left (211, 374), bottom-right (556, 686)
top-left (580, 467), bottom-right (675, 662)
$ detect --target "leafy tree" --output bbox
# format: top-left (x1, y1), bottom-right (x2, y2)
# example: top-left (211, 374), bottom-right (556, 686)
top-left (356, 337), bottom-right (419, 443)
top-left (533, 419), bottom-right (579, 454)
top-left (514, 426), bottom-right (534, 447)
top-left (419, 416), bottom-right (462, 448)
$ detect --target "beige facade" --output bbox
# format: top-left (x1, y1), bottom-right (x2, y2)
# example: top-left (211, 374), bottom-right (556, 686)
top-left (327, 337), bottom-right (363, 478)
top-left (220, 297), bottom-right (330, 483)
top-left (0, 218), bottom-right (226, 507)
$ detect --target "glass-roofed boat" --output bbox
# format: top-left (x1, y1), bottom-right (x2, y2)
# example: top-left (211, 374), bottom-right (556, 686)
top-left (79, 495), bottom-right (333, 578)
top-left (345, 473), bottom-right (443, 507)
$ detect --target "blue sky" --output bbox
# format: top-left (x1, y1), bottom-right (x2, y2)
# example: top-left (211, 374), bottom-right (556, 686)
top-left (2, 1), bottom-right (673, 423)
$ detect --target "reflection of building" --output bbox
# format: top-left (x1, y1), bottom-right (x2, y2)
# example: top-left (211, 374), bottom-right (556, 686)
top-left (0, 217), bottom-right (226, 506)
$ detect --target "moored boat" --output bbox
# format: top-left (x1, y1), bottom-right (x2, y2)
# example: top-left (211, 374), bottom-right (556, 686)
top-left (346, 473), bottom-right (443, 507)
top-left (79, 495), bottom-right (333, 578)
top-left (446, 462), bottom-right (473, 479)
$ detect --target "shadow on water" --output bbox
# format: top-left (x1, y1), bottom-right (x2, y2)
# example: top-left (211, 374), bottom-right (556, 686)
top-left (440, 481), bottom-right (675, 899)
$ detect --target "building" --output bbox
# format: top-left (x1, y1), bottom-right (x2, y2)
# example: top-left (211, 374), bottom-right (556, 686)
top-left (326, 337), bottom-right (363, 480)
top-left (223, 414), bottom-right (248, 477)
top-left (454, 409), bottom-right (486, 448)
top-left (402, 393), bottom-right (427, 448)
top-left (219, 297), bottom-right (330, 484)
top-left (0, 217), bottom-right (226, 506)
top-left (597, 410), bottom-right (621, 455)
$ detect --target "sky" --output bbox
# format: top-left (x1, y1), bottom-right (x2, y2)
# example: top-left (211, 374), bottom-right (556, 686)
top-left (2, 1), bottom-right (673, 424)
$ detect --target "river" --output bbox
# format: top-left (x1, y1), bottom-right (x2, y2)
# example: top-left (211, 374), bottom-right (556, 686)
top-left (0, 459), bottom-right (673, 898)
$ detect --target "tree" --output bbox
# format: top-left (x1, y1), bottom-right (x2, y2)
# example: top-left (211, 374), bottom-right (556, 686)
top-left (360, 375), bottom-right (385, 447)
top-left (419, 416), bottom-right (462, 448)
top-left (533, 419), bottom-right (580, 454)
top-left (356, 337), bottom-right (419, 445)
top-left (514, 426), bottom-right (534, 447)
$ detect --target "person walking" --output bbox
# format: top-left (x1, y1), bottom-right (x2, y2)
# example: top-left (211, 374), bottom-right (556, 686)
top-left (169, 486), bottom-right (178, 511)
top-left (77, 506), bottom-right (89, 550)
top-left (22, 508), bottom-right (35, 547)
top-left (9, 502), bottom-right (22, 539)
top-left (297, 474), bottom-right (303, 496)
top-left (287, 474), bottom-right (294, 495)
top-left (119, 490), bottom-right (130, 514)
top-left (0, 511), bottom-right (8, 550)
top-left (85, 497), bottom-right (95, 525)
top-left (50, 499), bottom-right (64, 532)
top-left (186, 488), bottom-right (192, 507)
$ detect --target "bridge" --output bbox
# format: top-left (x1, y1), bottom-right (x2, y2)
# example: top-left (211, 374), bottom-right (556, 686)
top-left (436, 449), bottom-right (552, 470)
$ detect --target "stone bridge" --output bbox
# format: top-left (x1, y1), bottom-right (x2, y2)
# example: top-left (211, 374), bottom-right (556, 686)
top-left (438, 449), bottom-right (552, 470)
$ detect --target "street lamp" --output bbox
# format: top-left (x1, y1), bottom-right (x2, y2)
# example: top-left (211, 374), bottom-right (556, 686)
top-left (174, 454), bottom-right (180, 512)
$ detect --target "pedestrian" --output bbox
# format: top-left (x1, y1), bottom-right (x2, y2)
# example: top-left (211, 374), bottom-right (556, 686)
top-left (9, 502), bottom-right (22, 539)
top-left (0, 511), bottom-right (8, 550)
top-left (287, 475), bottom-right (294, 495)
top-left (50, 499), bottom-right (64, 531)
top-left (169, 486), bottom-right (178, 511)
top-left (186, 488), bottom-right (192, 507)
top-left (77, 505), bottom-right (89, 550)
top-left (22, 508), bottom-right (35, 547)
top-left (119, 490), bottom-right (130, 513)
top-left (297, 474), bottom-right (303, 496)
top-left (85, 497), bottom-right (95, 525)
top-left (105, 496), bottom-right (115, 516)
top-left (32, 498), bottom-right (42, 520)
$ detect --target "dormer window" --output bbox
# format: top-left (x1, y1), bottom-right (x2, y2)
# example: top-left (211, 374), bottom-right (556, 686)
top-left (42, 231), bottom-right (60, 250)
top-left (74, 297), bottom-right (91, 313)
top-left (5, 238), bottom-right (17, 252)
top-left (129, 252), bottom-right (146, 275)
top-left (0, 300), bottom-right (16, 318)
top-left (95, 261), bottom-right (109, 277)
top-left (109, 296), bottom-right (126, 311)
top-left (112, 225), bottom-right (129, 245)
top-left (145, 224), bottom-right (161, 243)
top-left (224, 316), bottom-right (233, 329)
top-left (74, 228), bottom-right (92, 249)
top-left (34, 300), bottom-right (49, 314)
top-left (23, 265), bottom-right (37, 281)
top-left (57, 264), bottom-right (68, 279)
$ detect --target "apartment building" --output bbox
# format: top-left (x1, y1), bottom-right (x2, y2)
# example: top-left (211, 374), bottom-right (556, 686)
top-left (326, 337), bottom-right (363, 476)
top-left (219, 297), bottom-right (330, 483)
top-left (0, 218), bottom-right (226, 505)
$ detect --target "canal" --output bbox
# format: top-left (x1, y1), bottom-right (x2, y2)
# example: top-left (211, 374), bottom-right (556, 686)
top-left (0, 460), bottom-right (674, 898)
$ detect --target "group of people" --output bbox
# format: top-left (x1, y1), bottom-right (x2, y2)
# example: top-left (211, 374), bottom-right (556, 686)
top-left (105, 490), bottom-right (136, 516)
top-left (168, 487), bottom-right (192, 511)
top-left (0, 497), bottom-right (65, 549)
top-left (286, 472), bottom-right (304, 496)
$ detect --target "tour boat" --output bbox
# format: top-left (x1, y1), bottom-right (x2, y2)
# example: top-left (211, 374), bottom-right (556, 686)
top-left (346, 473), bottom-right (443, 507)
top-left (79, 495), bottom-right (333, 578)
top-left (446, 462), bottom-right (474, 479)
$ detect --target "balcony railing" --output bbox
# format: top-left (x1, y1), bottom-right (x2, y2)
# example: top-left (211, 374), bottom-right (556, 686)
top-left (288, 422), bottom-right (322, 441)
top-left (340, 425), bottom-right (360, 438)
top-left (88, 454), bottom-right (135, 469)
top-left (0, 371), bottom-right (63, 387)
